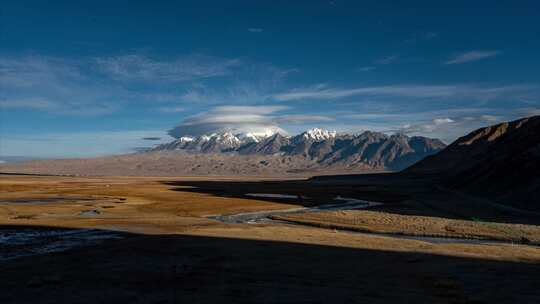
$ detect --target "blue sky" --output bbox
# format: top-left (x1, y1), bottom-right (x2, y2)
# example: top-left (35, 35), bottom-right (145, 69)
top-left (1, 0), bottom-right (539, 158)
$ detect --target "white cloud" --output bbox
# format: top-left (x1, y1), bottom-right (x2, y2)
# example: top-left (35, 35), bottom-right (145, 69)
top-left (275, 115), bottom-right (334, 124)
top-left (0, 56), bottom-right (82, 88)
top-left (208, 105), bottom-right (288, 115)
top-left (392, 114), bottom-right (516, 143)
top-left (177, 86), bottom-right (254, 104)
top-left (274, 84), bottom-right (538, 102)
top-left (445, 50), bottom-right (501, 65)
top-left (95, 54), bottom-right (241, 82)
top-left (338, 106), bottom-right (539, 143)
top-left (0, 97), bottom-right (117, 116)
top-left (400, 117), bottom-right (455, 133)
top-left (433, 118), bottom-right (454, 125)
top-left (0, 55), bottom-right (124, 115)
top-left (478, 115), bottom-right (499, 122)
top-left (168, 106), bottom-right (287, 138)
top-left (343, 108), bottom-right (514, 122)
top-left (1, 53), bottom-right (296, 115)
top-left (167, 105), bottom-right (334, 138)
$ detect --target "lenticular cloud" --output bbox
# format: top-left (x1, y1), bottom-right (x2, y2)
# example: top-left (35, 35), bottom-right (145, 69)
top-left (168, 106), bottom-right (288, 138)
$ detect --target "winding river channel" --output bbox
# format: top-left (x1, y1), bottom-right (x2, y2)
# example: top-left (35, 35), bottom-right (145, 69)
top-left (209, 195), bottom-right (382, 224)
top-left (209, 194), bottom-right (537, 247)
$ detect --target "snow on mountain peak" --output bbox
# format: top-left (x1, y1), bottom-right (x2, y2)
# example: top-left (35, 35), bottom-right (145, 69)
top-left (253, 128), bottom-right (280, 138)
top-left (215, 132), bottom-right (241, 145)
top-left (234, 128), bottom-right (280, 143)
top-left (238, 132), bottom-right (261, 143)
top-left (170, 128), bottom-right (335, 149)
top-left (302, 128), bottom-right (337, 141)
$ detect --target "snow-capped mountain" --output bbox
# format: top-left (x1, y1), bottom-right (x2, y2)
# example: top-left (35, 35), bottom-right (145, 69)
top-left (152, 128), bottom-right (446, 171)
top-left (155, 129), bottom-right (282, 153)
top-left (300, 128), bottom-right (337, 141)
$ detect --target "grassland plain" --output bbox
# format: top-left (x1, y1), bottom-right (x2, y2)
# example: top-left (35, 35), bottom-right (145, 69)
top-left (1, 174), bottom-right (540, 303)
top-left (272, 210), bottom-right (540, 244)
top-left (1, 175), bottom-right (539, 256)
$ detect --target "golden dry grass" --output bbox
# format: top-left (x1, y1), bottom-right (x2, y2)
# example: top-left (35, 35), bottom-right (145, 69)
top-left (273, 209), bottom-right (540, 244)
top-left (1, 175), bottom-right (540, 264)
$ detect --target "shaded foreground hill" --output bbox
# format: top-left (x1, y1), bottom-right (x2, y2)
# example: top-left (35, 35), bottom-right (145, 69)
top-left (406, 115), bottom-right (540, 211)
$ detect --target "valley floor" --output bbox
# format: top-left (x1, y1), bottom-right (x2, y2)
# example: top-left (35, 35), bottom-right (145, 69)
top-left (1, 174), bottom-right (539, 303)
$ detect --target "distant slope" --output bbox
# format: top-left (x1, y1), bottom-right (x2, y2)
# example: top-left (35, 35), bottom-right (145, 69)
top-left (0, 152), bottom-right (383, 177)
top-left (407, 115), bottom-right (540, 211)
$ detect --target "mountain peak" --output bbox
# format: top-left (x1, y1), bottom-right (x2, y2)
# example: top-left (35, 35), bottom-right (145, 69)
top-left (213, 132), bottom-right (241, 145)
top-left (178, 136), bottom-right (194, 142)
top-left (302, 128), bottom-right (337, 141)
top-left (153, 128), bottom-right (446, 170)
top-left (236, 128), bottom-right (279, 143)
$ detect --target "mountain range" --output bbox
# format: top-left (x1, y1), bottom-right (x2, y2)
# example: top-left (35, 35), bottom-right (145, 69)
top-left (0, 128), bottom-right (446, 176)
top-left (153, 128), bottom-right (446, 171)
top-left (2, 117), bottom-right (537, 212)
top-left (2, 116), bottom-right (538, 210)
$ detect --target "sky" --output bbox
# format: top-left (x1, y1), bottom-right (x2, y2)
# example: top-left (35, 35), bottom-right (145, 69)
top-left (1, 0), bottom-right (540, 158)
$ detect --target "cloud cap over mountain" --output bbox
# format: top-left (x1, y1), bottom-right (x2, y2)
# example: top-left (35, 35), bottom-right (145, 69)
top-left (168, 105), bottom-right (334, 138)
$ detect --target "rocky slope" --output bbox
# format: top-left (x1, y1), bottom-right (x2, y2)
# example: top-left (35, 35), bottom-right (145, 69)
top-left (407, 115), bottom-right (540, 211)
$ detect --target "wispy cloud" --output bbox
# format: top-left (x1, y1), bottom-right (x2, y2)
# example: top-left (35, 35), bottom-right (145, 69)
top-left (275, 115), bottom-right (334, 124)
top-left (0, 55), bottom-right (126, 115)
top-left (174, 84), bottom-right (271, 105)
top-left (1, 53), bottom-right (295, 115)
top-left (248, 28), bottom-right (264, 33)
top-left (0, 97), bottom-right (118, 116)
top-left (274, 84), bottom-right (537, 102)
top-left (399, 117), bottom-right (455, 133)
top-left (343, 107), bottom-right (505, 122)
top-left (477, 115), bottom-right (499, 122)
top-left (444, 50), bottom-right (501, 65)
top-left (95, 54), bottom-right (241, 82)
top-left (392, 114), bottom-right (508, 143)
top-left (321, 104), bottom-right (540, 142)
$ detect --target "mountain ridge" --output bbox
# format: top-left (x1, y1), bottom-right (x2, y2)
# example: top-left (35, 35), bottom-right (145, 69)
top-left (0, 128), bottom-right (446, 176)
top-left (153, 128), bottom-right (446, 171)
top-left (406, 115), bottom-right (540, 211)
